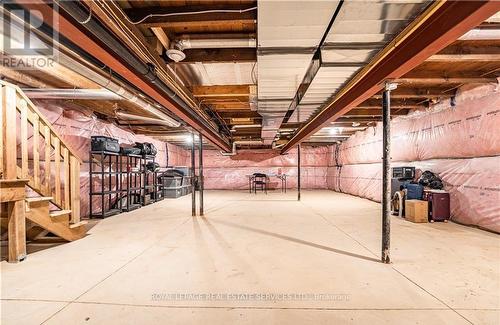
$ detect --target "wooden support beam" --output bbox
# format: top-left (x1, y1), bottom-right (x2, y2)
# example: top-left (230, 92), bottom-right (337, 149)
top-left (372, 87), bottom-right (454, 99)
top-left (145, 36), bottom-right (164, 55)
top-left (395, 77), bottom-right (498, 85)
top-left (177, 48), bottom-right (256, 63)
top-left (438, 39), bottom-right (500, 54)
top-left (212, 102), bottom-right (251, 110)
top-left (192, 85), bottom-right (251, 97)
top-left (218, 111), bottom-right (261, 119)
top-left (200, 96), bottom-right (250, 103)
top-left (345, 109), bottom-right (409, 116)
top-left (124, 4), bottom-right (257, 28)
top-left (7, 199), bottom-right (26, 262)
top-left (335, 117), bottom-right (382, 123)
top-left (151, 27), bottom-right (170, 51)
top-left (358, 98), bottom-right (426, 108)
top-left (427, 53), bottom-right (500, 62)
top-left (69, 156), bottom-right (80, 224)
top-left (2, 85), bottom-right (17, 179)
top-left (329, 122), bottom-right (372, 127)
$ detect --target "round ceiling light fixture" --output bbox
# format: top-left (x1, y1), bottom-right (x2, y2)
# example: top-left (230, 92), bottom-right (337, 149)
top-left (166, 48), bottom-right (186, 62)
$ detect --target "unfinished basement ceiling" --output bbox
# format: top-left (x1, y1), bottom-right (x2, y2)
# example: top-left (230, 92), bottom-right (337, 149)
top-left (287, 0), bottom-right (430, 142)
top-left (257, 0), bottom-right (341, 145)
top-left (3, 1), bottom-right (499, 150)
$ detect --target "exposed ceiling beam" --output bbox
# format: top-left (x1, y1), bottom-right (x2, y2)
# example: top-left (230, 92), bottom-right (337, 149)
top-left (438, 39), bottom-right (500, 54)
top-left (303, 140), bottom-right (348, 144)
top-left (345, 109), bottom-right (410, 116)
top-left (329, 122), bottom-right (372, 127)
top-left (124, 4), bottom-right (257, 28)
top-left (192, 85), bottom-right (251, 97)
top-left (151, 27), bottom-right (170, 50)
top-left (23, 0), bottom-right (231, 151)
top-left (219, 111), bottom-right (261, 119)
top-left (174, 48), bottom-right (256, 63)
top-left (211, 102), bottom-right (251, 110)
top-left (281, 1), bottom-right (500, 153)
top-left (372, 87), bottom-right (454, 99)
top-left (395, 77), bottom-right (498, 85)
top-left (427, 54), bottom-right (500, 62)
top-left (334, 117), bottom-right (382, 123)
top-left (199, 96), bottom-right (249, 103)
top-left (357, 98), bottom-right (427, 108)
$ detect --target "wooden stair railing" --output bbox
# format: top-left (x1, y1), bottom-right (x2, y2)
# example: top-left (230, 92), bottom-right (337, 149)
top-left (1, 80), bottom-right (82, 224)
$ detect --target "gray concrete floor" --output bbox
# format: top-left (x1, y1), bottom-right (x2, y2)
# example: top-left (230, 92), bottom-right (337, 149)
top-left (1, 190), bottom-right (499, 324)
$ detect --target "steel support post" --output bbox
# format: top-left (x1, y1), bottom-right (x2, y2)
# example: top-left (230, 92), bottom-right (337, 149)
top-left (198, 133), bottom-right (204, 216)
top-left (382, 82), bottom-right (397, 263)
top-left (297, 144), bottom-right (301, 201)
top-left (191, 133), bottom-right (196, 217)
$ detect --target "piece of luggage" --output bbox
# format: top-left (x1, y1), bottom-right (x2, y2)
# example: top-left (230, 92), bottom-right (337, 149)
top-left (423, 190), bottom-right (450, 222)
top-left (392, 167), bottom-right (415, 180)
top-left (120, 147), bottom-right (142, 155)
top-left (404, 183), bottom-right (424, 200)
top-left (134, 142), bottom-right (157, 156)
top-left (91, 136), bottom-right (120, 153)
top-left (418, 171), bottom-right (444, 189)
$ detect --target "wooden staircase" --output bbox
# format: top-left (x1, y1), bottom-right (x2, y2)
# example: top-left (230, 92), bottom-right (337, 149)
top-left (1, 81), bottom-right (88, 262)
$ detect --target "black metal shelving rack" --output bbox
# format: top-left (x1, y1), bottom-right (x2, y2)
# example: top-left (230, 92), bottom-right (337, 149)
top-left (121, 153), bottom-right (143, 212)
top-left (153, 169), bottom-right (164, 202)
top-left (142, 155), bottom-right (158, 205)
top-left (89, 150), bottom-right (123, 218)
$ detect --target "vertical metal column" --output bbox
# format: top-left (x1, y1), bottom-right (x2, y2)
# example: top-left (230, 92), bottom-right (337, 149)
top-left (191, 133), bottom-right (196, 217)
top-left (382, 82), bottom-right (396, 264)
top-left (198, 132), bottom-right (204, 216)
top-left (297, 143), bottom-right (301, 201)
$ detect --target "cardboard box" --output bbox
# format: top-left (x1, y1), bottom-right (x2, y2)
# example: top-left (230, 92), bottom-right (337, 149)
top-left (405, 200), bottom-right (429, 223)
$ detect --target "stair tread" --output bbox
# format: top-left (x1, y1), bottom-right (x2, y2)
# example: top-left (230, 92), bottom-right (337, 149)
top-left (69, 221), bottom-right (88, 229)
top-left (26, 196), bottom-right (53, 203)
top-left (49, 210), bottom-right (71, 218)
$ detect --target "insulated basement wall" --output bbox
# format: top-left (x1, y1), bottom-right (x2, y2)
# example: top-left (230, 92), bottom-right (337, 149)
top-left (24, 100), bottom-right (183, 217)
top-left (200, 147), bottom-right (330, 190)
top-left (326, 82), bottom-right (500, 233)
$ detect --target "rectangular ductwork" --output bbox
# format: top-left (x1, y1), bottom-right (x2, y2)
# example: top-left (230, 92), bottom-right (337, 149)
top-left (257, 0), bottom-right (341, 145)
top-left (287, 1), bottom-right (430, 126)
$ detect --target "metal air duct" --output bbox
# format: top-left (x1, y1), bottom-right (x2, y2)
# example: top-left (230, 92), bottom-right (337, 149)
top-left (21, 88), bottom-right (122, 100)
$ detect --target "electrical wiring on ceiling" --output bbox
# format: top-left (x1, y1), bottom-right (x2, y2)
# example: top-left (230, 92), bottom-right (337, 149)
top-left (122, 7), bottom-right (258, 25)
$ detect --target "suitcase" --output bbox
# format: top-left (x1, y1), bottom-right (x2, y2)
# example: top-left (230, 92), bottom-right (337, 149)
top-left (91, 136), bottom-right (120, 153)
top-left (423, 190), bottom-right (450, 222)
top-left (404, 183), bottom-right (424, 200)
top-left (392, 167), bottom-right (415, 180)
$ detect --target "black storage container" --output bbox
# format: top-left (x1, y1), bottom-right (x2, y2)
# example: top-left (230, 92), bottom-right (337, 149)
top-left (163, 186), bottom-right (184, 198)
top-left (91, 136), bottom-right (120, 153)
top-left (160, 176), bottom-right (183, 188)
top-left (120, 147), bottom-right (142, 155)
top-left (392, 167), bottom-right (415, 180)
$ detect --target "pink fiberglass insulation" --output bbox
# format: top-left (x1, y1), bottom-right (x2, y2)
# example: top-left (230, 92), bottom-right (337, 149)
top-left (338, 82), bottom-right (500, 165)
top-left (200, 146), bottom-right (329, 190)
top-left (328, 83), bottom-right (500, 232)
top-left (22, 100), bottom-right (185, 217)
